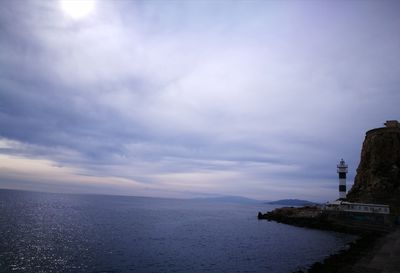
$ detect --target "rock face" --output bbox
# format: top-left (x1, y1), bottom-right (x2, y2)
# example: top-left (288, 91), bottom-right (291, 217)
top-left (347, 124), bottom-right (400, 211)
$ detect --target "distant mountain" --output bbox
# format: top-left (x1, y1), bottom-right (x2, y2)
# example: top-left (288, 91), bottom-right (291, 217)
top-left (266, 199), bottom-right (318, 206)
top-left (193, 195), bottom-right (261, 204)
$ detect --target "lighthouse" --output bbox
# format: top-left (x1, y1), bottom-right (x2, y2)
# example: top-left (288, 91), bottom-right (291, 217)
top-left (337, 159), bottom-right (348, 200)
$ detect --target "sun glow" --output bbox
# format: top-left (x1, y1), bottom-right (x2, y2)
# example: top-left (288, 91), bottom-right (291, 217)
top-left (60, 0), bottom-right (95, 19)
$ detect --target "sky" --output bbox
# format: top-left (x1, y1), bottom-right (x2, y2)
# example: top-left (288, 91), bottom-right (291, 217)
top-left (0, 0), bottom-right (399, 202)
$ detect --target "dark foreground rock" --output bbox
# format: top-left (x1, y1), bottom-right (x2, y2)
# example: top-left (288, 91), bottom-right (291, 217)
top-left (300, 229), bottom-right (400, 273)
top-left (303, 234), bottom-right (381, 273)
top-left (257, 206), bottom-right (399, 273)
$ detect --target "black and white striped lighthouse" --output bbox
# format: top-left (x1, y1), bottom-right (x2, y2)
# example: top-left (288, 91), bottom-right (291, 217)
top-left (337, 159), bottom-right (348, 199)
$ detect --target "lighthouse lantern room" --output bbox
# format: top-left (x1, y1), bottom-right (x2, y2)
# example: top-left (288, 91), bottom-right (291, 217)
top-left (337, 159), bottom-right (348, 200)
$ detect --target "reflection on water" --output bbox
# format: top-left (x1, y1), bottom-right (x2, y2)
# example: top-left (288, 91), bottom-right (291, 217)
top-left (0, 189), bottom-right (355, 273)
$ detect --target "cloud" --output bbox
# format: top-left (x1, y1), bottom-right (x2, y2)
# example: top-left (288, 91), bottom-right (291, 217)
top-left (1, 0), bottom-right (399, 201)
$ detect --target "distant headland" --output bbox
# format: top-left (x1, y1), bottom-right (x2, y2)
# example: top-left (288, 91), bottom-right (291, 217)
top-left (266, 199), bottom-right (318, 206)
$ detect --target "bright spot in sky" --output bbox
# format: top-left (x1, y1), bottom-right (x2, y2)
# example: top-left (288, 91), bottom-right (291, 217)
top-left (60, 0), bottom-right (95, 19)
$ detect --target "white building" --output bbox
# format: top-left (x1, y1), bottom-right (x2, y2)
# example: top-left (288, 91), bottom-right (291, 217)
top-left (324, 201), bottom-right (390, 215)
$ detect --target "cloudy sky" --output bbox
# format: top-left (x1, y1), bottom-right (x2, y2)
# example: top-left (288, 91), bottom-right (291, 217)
top-left (0, 0), bottom-right (399, 201)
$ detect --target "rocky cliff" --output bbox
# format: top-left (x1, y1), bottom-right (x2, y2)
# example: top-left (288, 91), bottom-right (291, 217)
top-left (347, 124), bottom-right (400, 212)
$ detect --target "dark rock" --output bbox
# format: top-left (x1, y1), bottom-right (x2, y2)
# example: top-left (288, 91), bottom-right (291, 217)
top-left (305, 233), bottom-right (381, 273)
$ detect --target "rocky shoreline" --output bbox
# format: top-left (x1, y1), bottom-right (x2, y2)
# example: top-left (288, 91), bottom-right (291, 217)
top-left (258, 206), bottom-right (395, 273)
top-left (299, 234), bottom-right (381, 273)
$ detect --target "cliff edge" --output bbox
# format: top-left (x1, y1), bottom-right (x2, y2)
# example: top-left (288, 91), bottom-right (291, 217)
top-left (347, 121), bottom-right (400, 213)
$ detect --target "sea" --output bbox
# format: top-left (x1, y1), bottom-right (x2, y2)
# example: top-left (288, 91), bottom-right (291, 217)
top-left (0, 189), bottom-right (356, 273)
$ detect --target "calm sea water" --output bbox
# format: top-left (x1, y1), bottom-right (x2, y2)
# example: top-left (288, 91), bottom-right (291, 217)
top-left (0, 189), bottom-right (355, 273)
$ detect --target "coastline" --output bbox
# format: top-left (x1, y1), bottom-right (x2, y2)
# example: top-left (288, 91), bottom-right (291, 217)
top-left (258, 207), bottom-right (399, 273)
top-left (304, 228), bottom-right (400, 273)
top-left (301, 233), bottom-right (381, 273)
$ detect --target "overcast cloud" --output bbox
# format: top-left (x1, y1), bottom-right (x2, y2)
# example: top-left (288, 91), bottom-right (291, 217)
top-left (1, 0), bottom-right (399, 201)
